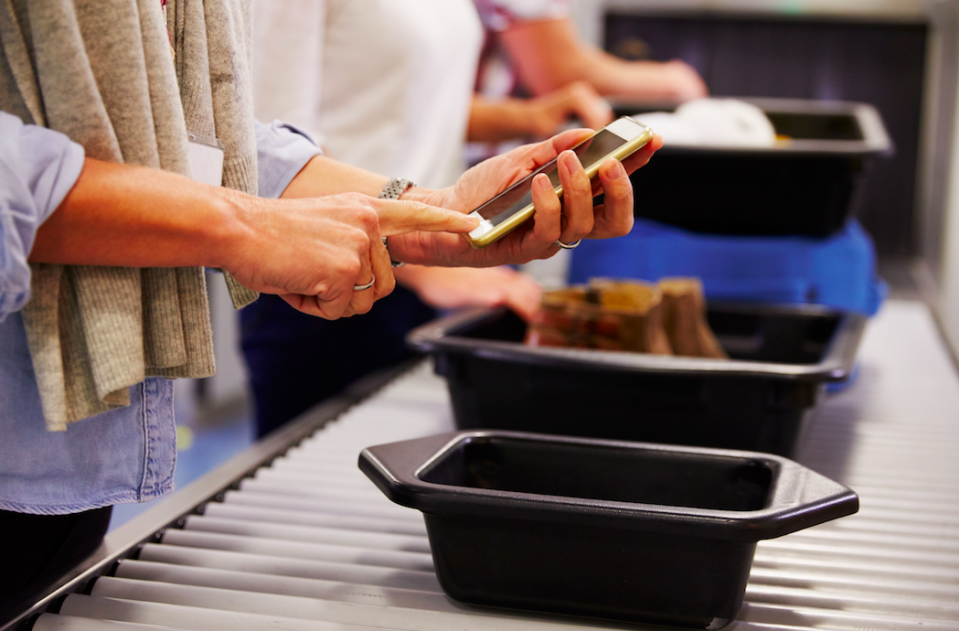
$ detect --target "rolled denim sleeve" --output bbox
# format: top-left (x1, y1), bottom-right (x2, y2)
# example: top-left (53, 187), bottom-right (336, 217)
top-left (255, 119), bottom-right (323, 200)
top-left (0, 112), bottom-right (85, 322)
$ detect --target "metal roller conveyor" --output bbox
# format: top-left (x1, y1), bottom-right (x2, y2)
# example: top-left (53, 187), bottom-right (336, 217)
top-left (4, 300), bottom-right (959, 631)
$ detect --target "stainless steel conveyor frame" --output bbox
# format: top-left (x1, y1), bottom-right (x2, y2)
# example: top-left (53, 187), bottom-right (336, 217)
top-left (3, 300), bottom-right (959, 631)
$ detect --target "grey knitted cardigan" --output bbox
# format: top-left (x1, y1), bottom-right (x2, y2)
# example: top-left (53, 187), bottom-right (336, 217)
top-left (0, 0), bottom-right (258, 430)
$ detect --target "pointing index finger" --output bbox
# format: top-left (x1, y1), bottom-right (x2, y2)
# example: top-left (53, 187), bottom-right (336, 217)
top-left (372, 198), bottom-right (479, 237)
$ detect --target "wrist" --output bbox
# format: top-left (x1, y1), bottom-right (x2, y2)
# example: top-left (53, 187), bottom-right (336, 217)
top-left (398, 185), bottom-right (434, 204)
top-left (469, 98), bottom-right (545, 142)
top-left (207, 187), bottom-right (261, 272)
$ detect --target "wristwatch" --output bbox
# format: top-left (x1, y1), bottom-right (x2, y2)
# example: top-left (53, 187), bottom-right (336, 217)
top-left (379, 177), bottom-right (415, 200)
top-left (379, 178), bottom-right (415, 267)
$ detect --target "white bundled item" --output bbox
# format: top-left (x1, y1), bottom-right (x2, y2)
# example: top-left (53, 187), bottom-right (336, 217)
top-left (634, 98), bottom-right (777, 148)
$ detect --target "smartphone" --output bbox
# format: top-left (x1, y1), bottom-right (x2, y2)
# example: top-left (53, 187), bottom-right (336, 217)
top-left (465, 117), bottom-right (654, 249)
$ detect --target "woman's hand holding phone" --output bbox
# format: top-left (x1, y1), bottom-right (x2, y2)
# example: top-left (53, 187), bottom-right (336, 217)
top-left (386, 128), bottom-right (662, 268)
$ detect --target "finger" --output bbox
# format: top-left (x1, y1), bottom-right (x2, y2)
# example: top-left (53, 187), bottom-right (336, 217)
top-left (590, 133), bottom-right (662, 197)
top-left (509, 128), bottom-right (594, 174)
top-left (591, 158), bottom-right (635, 238)
top-left (621, 134), bottom-right (663, 176)
top-left (373, 198), bottom-right (479, 236)
top-left (344, 245), bottom-right (377, 316)
top-left (528, 172), bottom-right (563, 254)
top-left (557, 150), bottom-right (594, 245)
top-left (573, 99), bottom-right (614, 132)
top-left (370, 236), bottom-right (396, 303)
top-left (566, 82), bottom-right (613, 131)
top-left (280, 293), bottom-right (353, 321)
top-left (311, 254), bottom-right (360, 319)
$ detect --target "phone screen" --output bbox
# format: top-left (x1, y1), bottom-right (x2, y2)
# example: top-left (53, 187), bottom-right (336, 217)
top-left (473, 129), bottom-right (630, 227)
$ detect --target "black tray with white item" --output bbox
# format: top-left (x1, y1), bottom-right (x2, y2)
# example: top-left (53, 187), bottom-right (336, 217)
top-left (360, 430), bottom-right (860, 629)
top-left (613, 97), bottom-right (893, 236)
top-left (408, 302), bottom-right (867, 457)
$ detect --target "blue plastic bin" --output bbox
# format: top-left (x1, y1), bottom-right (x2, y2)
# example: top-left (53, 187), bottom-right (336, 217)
top-left (569, 219), bottom-right (885, 392)
top-left (569, 219), bottom-right (886, 317)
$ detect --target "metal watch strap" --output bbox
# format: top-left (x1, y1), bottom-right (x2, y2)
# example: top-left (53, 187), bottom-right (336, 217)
top-left (379, 178), bottom-right (415, 267)
top-left (378, 177), bottom-right (415, 200)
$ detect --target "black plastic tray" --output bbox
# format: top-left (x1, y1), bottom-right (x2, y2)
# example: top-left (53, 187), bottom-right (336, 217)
top-left (408, 302), bottom-right (867, 457)
top-left (614, 97), bottom-right (893, 236)
top-left (360, 430), bottom-right (859, 628)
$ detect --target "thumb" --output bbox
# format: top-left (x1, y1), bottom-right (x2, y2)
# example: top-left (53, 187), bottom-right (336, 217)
top-left (373, 198), bottom-right (479, 236)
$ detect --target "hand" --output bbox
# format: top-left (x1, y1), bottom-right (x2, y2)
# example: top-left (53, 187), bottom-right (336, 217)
top-left (660, 60), bottom-right (709, 101)
top-left (396, 265), bottom-right (543, 322)
top-left (525, 81), bottom-right (613, 137)
top-left (389, 128), bottom-right (663, 268)
top-left (223, 193), bottom-right (477, 319)
top-left (627, 60), bottom-right (708, 102)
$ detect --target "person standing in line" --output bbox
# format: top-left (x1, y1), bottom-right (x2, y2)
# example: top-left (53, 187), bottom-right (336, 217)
top-left (473, 0), bottom-right (708, 107)
top-left (245, 0), bottom-right (695, 438)
top-left (245, 0), bottom-right (612, 437)
top-left (0, 0), bottom-right (659, 615)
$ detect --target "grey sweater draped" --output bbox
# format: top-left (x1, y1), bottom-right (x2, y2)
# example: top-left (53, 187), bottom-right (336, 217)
top-left (0, 0), bottom-right (258, 430)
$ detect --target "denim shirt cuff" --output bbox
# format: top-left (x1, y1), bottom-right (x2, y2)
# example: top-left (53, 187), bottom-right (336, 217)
top-left (255, 119), bottom-right (324, 200)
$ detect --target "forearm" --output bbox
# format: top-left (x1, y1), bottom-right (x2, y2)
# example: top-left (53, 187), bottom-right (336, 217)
top-left (580, 49), bottom-right (703, 101)
top-left (569, 46), bottom-right (644, 96)
top-left (26, 153), bottom-right (479, 322)
top-left (279, 155), bottom-right (389, 200)
top-left (29, 158), bottom-right (244, 269)
top-left (500, 20), bottom-right (707, 102)
top-left (468, 96), bottom-right (543, 142)
top-left (501, 22), bottom-right (653, 97)
top-left (547, 43), bottom-right (665, 98)
top-left (499, 19), bottom-right (593, 96)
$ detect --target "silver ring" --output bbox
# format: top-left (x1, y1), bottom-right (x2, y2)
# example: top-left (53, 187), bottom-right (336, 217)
top-left (382, 236), bottom-right (405, 268)
top-left (555, 239), bottom-right (581, 250)
top-left (353, 274), bottom-right (375, 291)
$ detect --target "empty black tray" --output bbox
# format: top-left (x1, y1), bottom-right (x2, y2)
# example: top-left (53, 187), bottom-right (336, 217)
top-left (408, 302), bottom-right (867, 457)
top-left (360, 430), bottom-right (859, 628)
top-left (613, 97), bottom-right (893, 237)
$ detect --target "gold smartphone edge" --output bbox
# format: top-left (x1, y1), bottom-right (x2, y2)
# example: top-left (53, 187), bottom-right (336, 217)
top-left (466, 123), bottom-right (654, 249)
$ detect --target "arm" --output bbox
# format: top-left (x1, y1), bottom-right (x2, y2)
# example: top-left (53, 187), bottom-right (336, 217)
top-left (31, 121), bottom-right (394, 273)
top-left (29, 121), bottom-right (657, 322)
top-left (279, 155), bottom-right (389, 200)
top-left (268, 131), bottom-right (551, 321)
top-left (253, 119), bottom-right (393, 200)
top-left (30, 158), bottom-right (249, 270)
top-left (498, 18), bottom-right (707, 102)
top-left (467, 82), bottom-right (613, 142)
top-left (30, 153), bottom-right (476, 321)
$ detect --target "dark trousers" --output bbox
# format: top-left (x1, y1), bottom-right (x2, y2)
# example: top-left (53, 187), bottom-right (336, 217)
top-left (240, 288), bottom-right (435, 438)
top-left (0, 506), bottom-right (112, 624)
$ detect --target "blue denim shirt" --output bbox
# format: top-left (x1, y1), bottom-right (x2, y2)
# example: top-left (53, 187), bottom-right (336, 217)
top-left (0, 113), bottom-right (321, 515)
